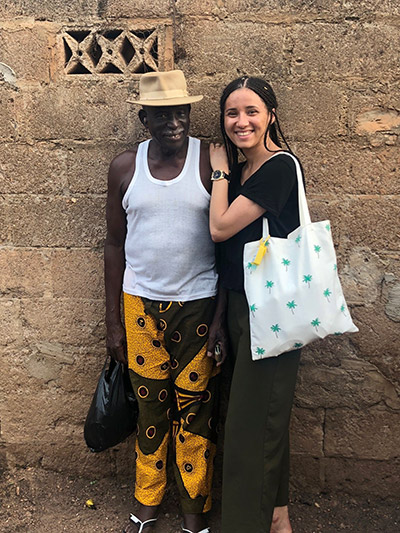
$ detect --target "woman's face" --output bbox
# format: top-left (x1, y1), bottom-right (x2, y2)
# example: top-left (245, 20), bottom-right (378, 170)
top-left (223, 87), bottom-right (272, 151)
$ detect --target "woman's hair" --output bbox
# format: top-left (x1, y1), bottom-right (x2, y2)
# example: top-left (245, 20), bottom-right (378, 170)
top-left (219, 76), bottom-right (292, 169)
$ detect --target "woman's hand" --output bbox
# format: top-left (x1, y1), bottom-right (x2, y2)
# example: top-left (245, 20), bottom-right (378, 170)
top-left (209, 143), bottom-right (229, 173)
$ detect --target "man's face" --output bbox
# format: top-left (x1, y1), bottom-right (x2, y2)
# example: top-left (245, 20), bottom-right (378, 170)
top-left (140, 105), bottom-right (191, 152)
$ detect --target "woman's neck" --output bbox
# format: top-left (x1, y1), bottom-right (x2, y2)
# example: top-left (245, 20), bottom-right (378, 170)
top-left (241, 141), bottom-right (282, 179)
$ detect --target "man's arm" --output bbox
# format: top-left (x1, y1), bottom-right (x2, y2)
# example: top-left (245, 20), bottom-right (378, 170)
top-left (104, 150), bottom-right (136, 363)
top-left (199, 141), bottom-right (229, 364)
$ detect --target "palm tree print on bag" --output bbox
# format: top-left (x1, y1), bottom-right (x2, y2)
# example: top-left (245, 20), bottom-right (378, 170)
top-left (271, 324), bottom-right (281, 338)
top-left (311, 318), bottom-right (321, 331)
top-left (246, 262), bottom-right (257, 274)
top-left (293, 342), bottom-right (303, 348)
top-left (286, 300), bottom-right (297, 314)
top-left (340, 304), bottom-right (347, 316)
top-left (249, 304), bottom-right (257, 317)
top-left (323, 288), bottom-right (332, 302)
top-left (314, 245), bottom-right (321, 258)
top-left (282, 258), bottom-right (291, 271)
top-left (295, 235), bottom-right (302, 247)
top-left (325, 223), bottom-right (331, 231)
top-left (265, 280), bottom-right (274, 293)
top-left (303, 274), bottom-right (312, 288)
top-left (256, 347), bottom-right (265, 356)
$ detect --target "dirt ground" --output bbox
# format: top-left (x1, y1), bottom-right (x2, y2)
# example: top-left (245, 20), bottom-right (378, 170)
top-left (1, 467), bottom-right (399, 533)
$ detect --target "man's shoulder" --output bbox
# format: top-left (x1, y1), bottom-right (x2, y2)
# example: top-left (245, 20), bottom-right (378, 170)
top-left (109, 146), bottom-right (138, 174)
top-left (196, 139), bottom-right (212, 192)
top-left (197, 138), bottom-right (210, 152)
top-left (188, 136), bottom-right (209, 151)
top-left (108, 145), bottom-right (140, 194)
top-left (197, 140), bottom-right (210, 163)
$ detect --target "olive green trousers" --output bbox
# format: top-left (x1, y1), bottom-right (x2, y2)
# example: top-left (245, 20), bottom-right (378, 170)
top-left (221, 290), bottom-right (301, 533)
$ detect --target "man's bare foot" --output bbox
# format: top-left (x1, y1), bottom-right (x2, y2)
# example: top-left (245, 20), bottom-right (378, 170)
top-left (270, 505), bottom-right (292, 533)
top-left (123, 503), bottom-right (159, 533)
top-left (182, 512), bottom-right (208, 532)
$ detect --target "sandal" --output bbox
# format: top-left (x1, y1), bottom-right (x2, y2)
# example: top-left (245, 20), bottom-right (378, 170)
top-left (123, 513), bottom-right (158, 533)
top-left (181, 527), bottom-right (210, 533)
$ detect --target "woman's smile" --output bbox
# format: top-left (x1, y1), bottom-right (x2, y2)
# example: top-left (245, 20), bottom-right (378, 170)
top-left (235, 130), bottom-right (253, 137)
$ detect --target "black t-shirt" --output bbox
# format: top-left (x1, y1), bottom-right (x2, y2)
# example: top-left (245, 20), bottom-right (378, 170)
top-left (218, 152), bottom-right (301, 293)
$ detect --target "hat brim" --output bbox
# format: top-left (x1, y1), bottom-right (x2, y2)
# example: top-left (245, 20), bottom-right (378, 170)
top-left (127, 95), bottom-right (203, 106)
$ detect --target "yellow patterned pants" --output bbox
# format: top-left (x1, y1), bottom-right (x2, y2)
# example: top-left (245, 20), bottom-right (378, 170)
top-left (124, 293), bottom-right (220, 514)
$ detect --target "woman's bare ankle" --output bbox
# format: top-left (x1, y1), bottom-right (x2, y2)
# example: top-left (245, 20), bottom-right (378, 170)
top-left (270, 505), bottom-right (292, 533)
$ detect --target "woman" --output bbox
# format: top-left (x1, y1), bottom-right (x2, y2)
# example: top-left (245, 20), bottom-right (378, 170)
top-left (209, 76), bottom-right (302, 533)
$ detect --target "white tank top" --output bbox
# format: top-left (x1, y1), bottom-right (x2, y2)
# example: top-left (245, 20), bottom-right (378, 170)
top-left (122, 137), bottom-right (218, 301)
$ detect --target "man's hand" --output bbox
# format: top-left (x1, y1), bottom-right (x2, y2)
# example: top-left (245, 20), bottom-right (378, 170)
top-left (207, 318), bottom-right (229, 367)
top-left (106, 321), bottom-right (128, 364)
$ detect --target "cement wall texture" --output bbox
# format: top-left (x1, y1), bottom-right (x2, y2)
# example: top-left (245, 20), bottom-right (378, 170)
top-left (0, 0), bottom-right (399, 499)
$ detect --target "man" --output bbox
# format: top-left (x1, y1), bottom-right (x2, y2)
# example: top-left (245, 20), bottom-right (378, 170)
top-left (104, 70), bottom-right (225, 533)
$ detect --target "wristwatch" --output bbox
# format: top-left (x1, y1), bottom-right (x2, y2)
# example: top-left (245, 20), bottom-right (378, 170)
top-left (211, 170), bottom-right (230, 182)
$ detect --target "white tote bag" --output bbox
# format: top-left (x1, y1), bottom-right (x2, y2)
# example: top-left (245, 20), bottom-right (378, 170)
top-left (243, 152), bottom-right (358, 360)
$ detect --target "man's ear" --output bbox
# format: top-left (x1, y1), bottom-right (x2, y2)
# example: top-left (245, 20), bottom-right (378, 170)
top-left (139, 108), bottom-right (148, 127)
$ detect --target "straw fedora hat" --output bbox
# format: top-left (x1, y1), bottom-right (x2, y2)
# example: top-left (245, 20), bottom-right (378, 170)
top-left (128, 70), bottom-right (203, 106)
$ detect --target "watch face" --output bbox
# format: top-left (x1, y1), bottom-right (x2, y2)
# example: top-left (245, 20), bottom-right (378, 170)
top-left (211, 170), bottom-right (229, 182)
top-left (211, 170), bottom-right (222, 180)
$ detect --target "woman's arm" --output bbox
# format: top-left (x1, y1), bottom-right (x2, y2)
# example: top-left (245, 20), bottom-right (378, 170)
top-left (209, 144), bottom-right (266, 242)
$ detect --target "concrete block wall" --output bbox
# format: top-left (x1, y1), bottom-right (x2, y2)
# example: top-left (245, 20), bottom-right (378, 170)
top-left (0, 0), bottom-right (399, 497)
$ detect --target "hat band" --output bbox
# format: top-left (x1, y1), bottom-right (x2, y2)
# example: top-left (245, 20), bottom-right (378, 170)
top-left (141, 88), bottom-right (190, 101)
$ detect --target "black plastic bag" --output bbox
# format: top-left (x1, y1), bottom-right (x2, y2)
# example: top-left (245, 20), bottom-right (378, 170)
top-left (84, 357), bottom-right (138, 452)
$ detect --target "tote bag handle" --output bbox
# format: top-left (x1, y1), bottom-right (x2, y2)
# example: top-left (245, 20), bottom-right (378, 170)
top-left (262, 152), bottom-right (311, 238)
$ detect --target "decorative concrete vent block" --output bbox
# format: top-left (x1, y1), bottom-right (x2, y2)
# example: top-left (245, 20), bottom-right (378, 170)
top-left (62, 25), bottom-right (173, 75)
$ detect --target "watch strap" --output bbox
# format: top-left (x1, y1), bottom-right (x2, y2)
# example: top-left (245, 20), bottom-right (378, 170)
top-left (211, 170), bottom-right (230, 182)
